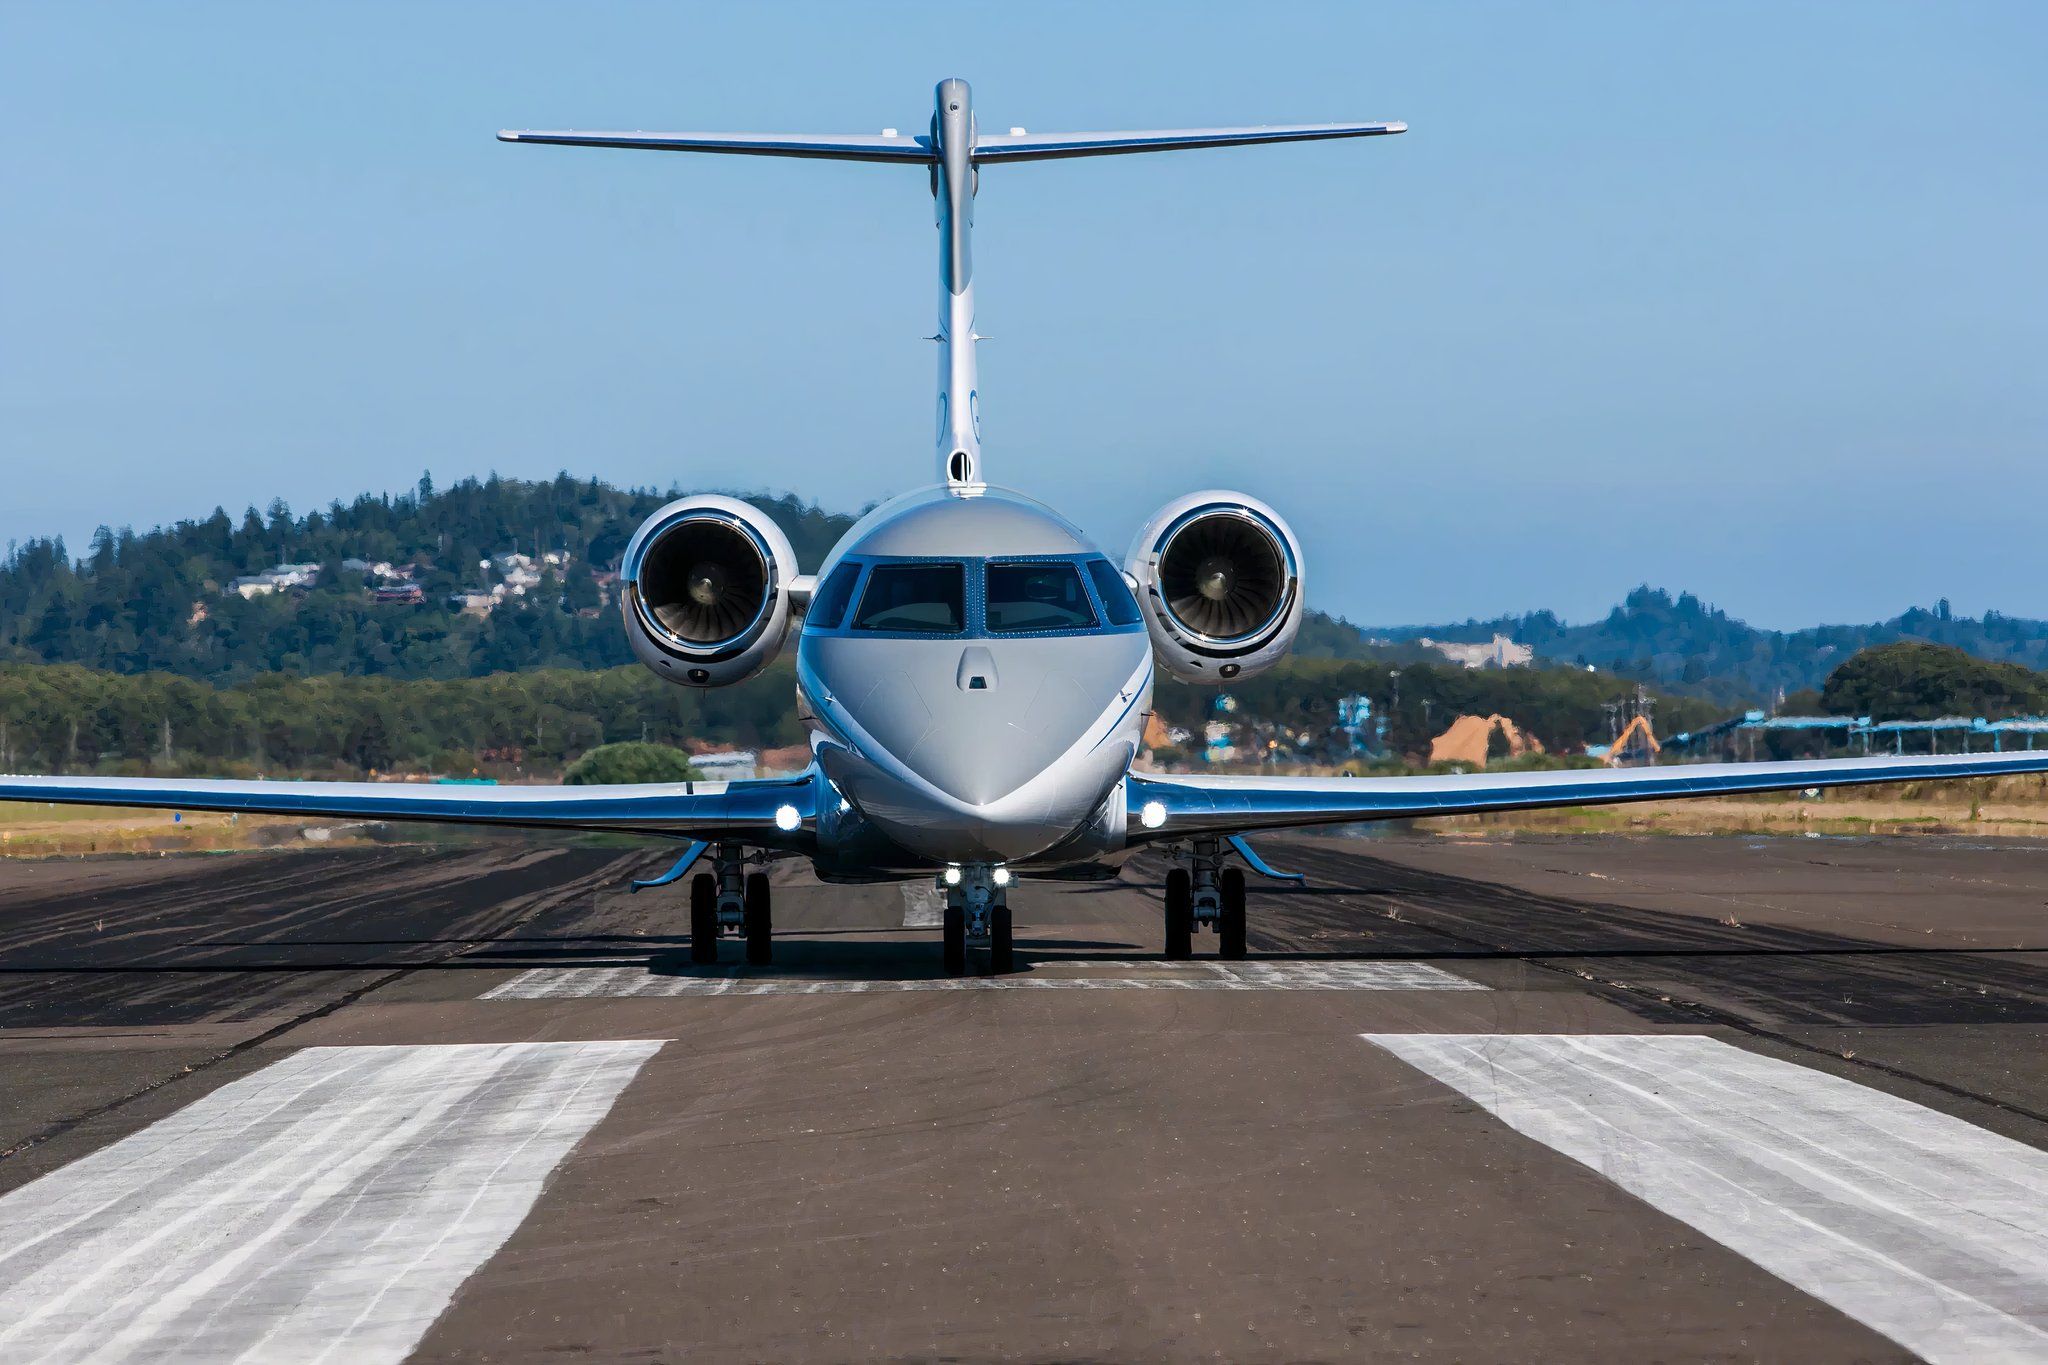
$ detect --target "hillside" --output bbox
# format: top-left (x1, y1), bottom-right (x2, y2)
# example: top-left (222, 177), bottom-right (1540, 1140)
top-left (7, 477), bottom-right (2044, 712)
top-left (1366, 586), bottom-right (2048, 705)
top-left (0, 476), bottom-right (851, 683)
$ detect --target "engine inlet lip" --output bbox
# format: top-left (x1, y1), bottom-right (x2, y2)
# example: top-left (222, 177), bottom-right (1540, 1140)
top-left (1148, 503), bottom-right (1298, 651)
top-left (623, 508), bottom-right (778, 660)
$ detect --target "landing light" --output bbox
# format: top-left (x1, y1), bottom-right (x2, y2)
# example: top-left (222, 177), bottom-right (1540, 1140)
top-left (773, 804), bottom-right (801, 832)
top-left (1139, 801), bottom-right (1167, 829)
top-left (944, 865), bottom-right (962, 885)
top-left (992, 866), bottom-right (1011, 886)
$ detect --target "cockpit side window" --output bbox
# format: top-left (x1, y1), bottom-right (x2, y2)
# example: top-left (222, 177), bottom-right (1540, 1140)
top-left (852, 563), bottom-right (965, 634)
top-left (986, 562), bottom-right (1097, 634)
top-left (805, 560), bottom-right (863, 631)
top-left (1085, 558), bottom-right (1143, 627)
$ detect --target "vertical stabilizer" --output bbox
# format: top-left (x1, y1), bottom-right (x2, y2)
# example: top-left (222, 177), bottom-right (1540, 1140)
top-left (932, 80), bottom-right (982, 488)
top-left (498, 85), bottom-right (1404, 494)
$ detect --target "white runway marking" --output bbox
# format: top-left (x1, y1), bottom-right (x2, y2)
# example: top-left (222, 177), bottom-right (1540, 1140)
top-left (483, 960), bottom-right (1484, 998)
top-left (1365, 1033), bottom-right (2048, 1363)
top-left (0, 1040), bottom-right (660, 1364)
top-left (899, 882), bottom-right (944, 927)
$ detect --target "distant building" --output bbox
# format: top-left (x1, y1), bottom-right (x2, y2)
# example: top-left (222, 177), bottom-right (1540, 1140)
top-left (1418, 634), bottom-right (1533, 669)
top-left (372, 583), bottom-right (425, 605)
top-left (224, 562), bottom-right (322, 598)
top-left (448, 591), bottom-right (496, 617)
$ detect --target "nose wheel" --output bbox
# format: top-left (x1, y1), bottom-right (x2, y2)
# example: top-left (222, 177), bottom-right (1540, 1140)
top-left (941, 864), bottom-right (1014, 976)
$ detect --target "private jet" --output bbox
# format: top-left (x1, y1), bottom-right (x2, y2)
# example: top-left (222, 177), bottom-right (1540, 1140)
top-left (10, 79), bottom-right (2045, 975)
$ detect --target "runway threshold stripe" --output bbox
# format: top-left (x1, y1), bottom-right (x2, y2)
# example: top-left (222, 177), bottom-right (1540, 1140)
top-left (482, 961), bottom-right (1483, 997)
top-left (0, 1040), bottom-right (661, 1364)
top-left (1365, 1033), bottom-right (2048, 1363)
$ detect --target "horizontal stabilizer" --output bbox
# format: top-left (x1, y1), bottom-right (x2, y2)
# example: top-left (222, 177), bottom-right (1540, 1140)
top-left (498, 122), bottom-right (1407, 166)
top-left (970, 122), bottom-right (1406, 163)
top-left (497, 130), bottom-right (930, 162)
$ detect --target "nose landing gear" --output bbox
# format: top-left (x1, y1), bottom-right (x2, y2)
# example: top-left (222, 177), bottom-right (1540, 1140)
top-left (688, 842), bottom-right (773, 966)
top-left (1162, 837), bottom-right (1247, 960)
top-left (941, 863), bottom-right (1014, 976)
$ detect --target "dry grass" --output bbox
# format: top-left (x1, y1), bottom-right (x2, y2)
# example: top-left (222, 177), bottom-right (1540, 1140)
top-left (0, 802), bottom-right (368, 858)
top-left (1422, 774), bottom-right (2048, 839)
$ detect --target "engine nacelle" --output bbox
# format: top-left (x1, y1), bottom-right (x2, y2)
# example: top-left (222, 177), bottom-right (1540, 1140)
top-left (1126, 491), bottom-right (1304, 683)
top-left (619, 495), bottom-right (797, 688)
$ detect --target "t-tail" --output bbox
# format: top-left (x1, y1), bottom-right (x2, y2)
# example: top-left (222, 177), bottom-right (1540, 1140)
top-left (500, 81), bottom-right (1405, 489)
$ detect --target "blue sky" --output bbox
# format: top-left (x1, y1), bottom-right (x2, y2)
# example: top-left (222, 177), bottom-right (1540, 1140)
top-left (3, 1), bottom-right (2043, 628)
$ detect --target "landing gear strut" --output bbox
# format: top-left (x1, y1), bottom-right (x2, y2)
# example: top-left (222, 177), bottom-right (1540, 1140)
top-left (1162, 837), bottom-right (1246, 960)
top-left (941, 863), bottom-right (1013, 976)
top-left (688, 842), bottom-right (772, 966)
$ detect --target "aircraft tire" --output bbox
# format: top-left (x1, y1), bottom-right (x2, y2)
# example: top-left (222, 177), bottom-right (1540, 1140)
top-left (689, 872), bottom-right (718, 965)
top-left (1164, 868), bottom-right (1193, 960)
top-left (989, 905), bottom-right (1014, 975)
top-left (744, 871), bottom-right (772, 966)
top-left (1219, 867), bottom-right (1247, 960)
top-left (943, 904), bottom-right (967, 976)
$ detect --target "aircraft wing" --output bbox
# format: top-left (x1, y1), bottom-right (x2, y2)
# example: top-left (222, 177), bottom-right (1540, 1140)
top-left (1125, 751), bottom-right (2048, 843)
top-left (971, 122), bottom-right (1406, 162)
top-left (0, 771), bottom-right (817, 846)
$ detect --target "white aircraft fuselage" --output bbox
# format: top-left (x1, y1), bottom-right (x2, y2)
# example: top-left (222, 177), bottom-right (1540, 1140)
top-left (796, 486), bottom-right (1153, 875)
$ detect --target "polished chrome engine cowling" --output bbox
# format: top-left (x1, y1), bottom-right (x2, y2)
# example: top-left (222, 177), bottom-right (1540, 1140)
top-left (620, 495), bottom-right (796, 687)
top-left (1126, 491), bottom-right (1303, 682)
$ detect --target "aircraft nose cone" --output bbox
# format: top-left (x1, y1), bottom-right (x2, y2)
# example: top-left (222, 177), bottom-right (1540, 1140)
top-left (810, 634), bottom-right (1145, 809)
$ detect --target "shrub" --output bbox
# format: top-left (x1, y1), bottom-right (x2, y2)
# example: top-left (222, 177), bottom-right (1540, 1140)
top-left (563, 741), bottom-right (701, 786)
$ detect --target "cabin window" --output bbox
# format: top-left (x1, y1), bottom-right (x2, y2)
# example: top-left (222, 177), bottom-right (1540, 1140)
top-left (852, 563), bottom-right (966, 634)
top-left (806, 560), bottom-right (863, 630)
top-left (1085, 558), bottom-right (1143, 627)
top-left (986, 562), bottom-right (1097, 633)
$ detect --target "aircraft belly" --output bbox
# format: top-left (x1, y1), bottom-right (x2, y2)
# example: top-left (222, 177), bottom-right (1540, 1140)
top-left (820, 737), bottom-right (1132, 864)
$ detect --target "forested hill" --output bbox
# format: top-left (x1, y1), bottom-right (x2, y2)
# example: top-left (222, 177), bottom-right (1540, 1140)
top-left (0, 475), bottom-right (854, 682)
top-left (1370, 587), bottom-right (2048, 706)
top-left (6, 475), bottom-right (2043, 706)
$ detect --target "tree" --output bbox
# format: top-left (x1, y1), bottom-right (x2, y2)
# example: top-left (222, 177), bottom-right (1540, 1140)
top-left (563, 741), bottom-right (702, 785)
top-left (1819, 642), bottom-right (2046, 722)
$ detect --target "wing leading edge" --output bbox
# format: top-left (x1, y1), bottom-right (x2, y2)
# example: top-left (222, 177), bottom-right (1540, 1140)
top-left (0, 772), bottom-right (817, 846)
top-left (496, 122), bottom-right (1406, 165)
top-left (1126, 751), bottom-right (2048, 843)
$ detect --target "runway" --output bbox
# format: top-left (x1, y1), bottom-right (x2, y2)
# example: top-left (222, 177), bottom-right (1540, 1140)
top-left (0, 833), bottom-right (2044, 1361)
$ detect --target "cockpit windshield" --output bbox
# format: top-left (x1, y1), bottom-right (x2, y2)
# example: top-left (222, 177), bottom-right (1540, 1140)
top-left (807, 555), bottom-right (1143, 638)
top-left (852, 563), bottom-right (965, 633)
top-left (985, 562), bottom-right (1096, 633)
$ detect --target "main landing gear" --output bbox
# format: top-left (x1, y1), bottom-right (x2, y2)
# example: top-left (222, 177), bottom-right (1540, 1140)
top-left (942, 863), bottom-right (1014, 976)
top-left (1162, 836), bottom-right (1247, 961)
top-left (689, 841), bottom-right (773, 966)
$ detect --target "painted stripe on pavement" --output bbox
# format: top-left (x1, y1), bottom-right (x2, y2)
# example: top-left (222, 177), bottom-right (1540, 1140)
top-left (1363, 1033), bottom-right (2048, 1363)
top-left (483, 960), bottom-right (1483, 998)
top-left (0, 1040), bottom-right (661, 1364)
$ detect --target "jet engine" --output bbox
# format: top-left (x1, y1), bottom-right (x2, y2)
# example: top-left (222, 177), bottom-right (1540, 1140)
top-left (619, 495), bottom-right (797, 687)
top-left (1126, 491), bottom-right (1303, 682)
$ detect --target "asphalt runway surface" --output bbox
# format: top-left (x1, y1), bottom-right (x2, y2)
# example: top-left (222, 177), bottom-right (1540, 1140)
top-left (1, 832), bottom-right (2046, 1362)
